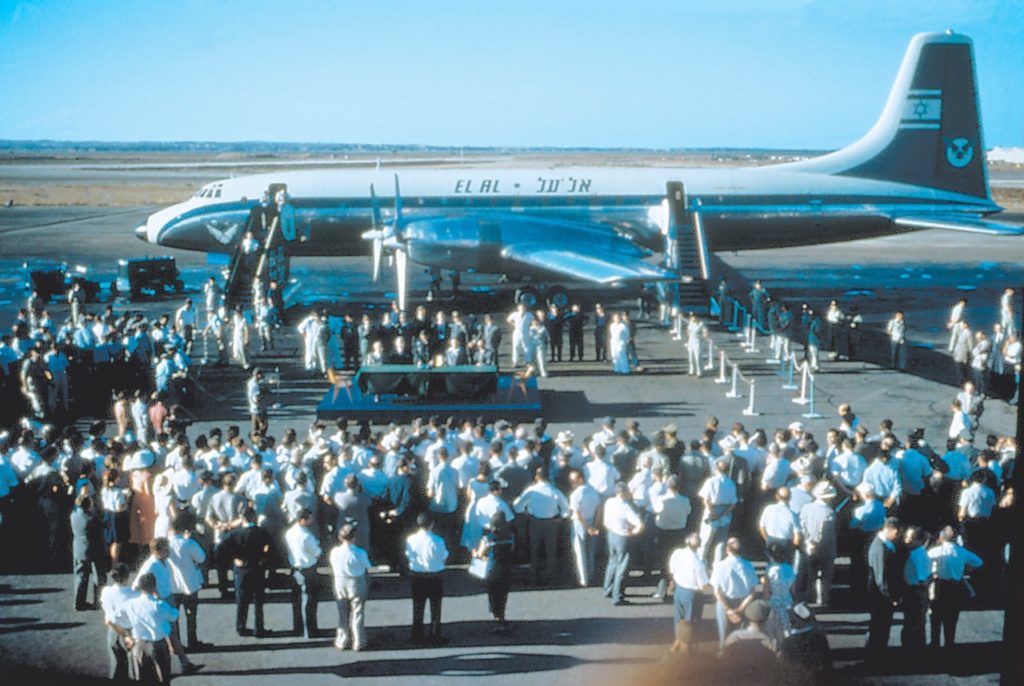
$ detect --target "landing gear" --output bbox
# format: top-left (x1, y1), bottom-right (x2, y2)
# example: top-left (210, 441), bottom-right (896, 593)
top-left (514, 286), bottom-right (542, 309)
top-left (545, 285), bottom-right (570, 310)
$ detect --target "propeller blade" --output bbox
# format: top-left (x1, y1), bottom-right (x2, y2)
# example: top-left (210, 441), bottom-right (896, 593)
top-left (371, 237), bottom-right (383, 283)
top-left (395, 248), bottom-right (408, 312)
top-left (393, 174), bottom-right (402, 220)
top-left (370, 183), bottom-right (382, 228)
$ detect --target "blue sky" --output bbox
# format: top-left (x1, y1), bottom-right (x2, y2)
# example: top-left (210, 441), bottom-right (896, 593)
top-left (1, 0), bottom-right (1021, 149)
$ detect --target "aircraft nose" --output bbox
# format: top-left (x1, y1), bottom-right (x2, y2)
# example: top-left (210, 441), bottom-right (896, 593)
top-left (134, 223), bottom-right (150, 242)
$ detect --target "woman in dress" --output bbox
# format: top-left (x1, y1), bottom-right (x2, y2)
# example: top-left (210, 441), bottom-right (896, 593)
top-left (608, 313), bottom-right (630, 374)
top-left (762, 540), bottom-right (796, 649)
top-left (126, 449), bottom-right (157, 559)
top-left (112, 391), bottom-right (131, 439)
top-left (474, 510), bottom-right (515, 633)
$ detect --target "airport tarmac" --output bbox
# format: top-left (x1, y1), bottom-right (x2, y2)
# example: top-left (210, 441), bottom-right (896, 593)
top-left (0, 191), bottom-right (1020, 684)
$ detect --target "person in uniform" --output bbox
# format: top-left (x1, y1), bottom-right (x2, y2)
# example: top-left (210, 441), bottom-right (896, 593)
top-left (698, 459), bottom-right (738, 564)
top-left (546, 304), bottom-right (564, 362)
top-left (593, 303), bottom-right (608, 362)
top-left (506, 303), bottom-right (533, 368)
top-left (405, 512), bottom-right (449, 644)
top-left (246, 367), bottom-right (269, 440)
top-left (566, 303), bottom-right (587, 362)
top-left (168, 513), bottom-right (209, 652)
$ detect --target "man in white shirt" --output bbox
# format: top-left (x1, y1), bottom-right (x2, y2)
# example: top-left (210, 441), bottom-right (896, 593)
top-left (652, 476), bottom-right (691, 600)
top-left (710, 536), bottom-right (758, 648)
top-left (602, 482), bottom-right (644, 605)
top-left (759, 486), bottom-right (802, 558)
top-left (584, 444), bottom-right (620, 499)
top-left (506, 302), bottom-right (533, 367)
top-left (329, 523), bottom-right (373, 651)
top-left (285, 509), bottom-right (323, 638)
top-left (426, 448), bottom-right (461, 552)
top-left (698, 459), bottom-right (738, 563)
top-left (668, 532), bottom-right (711, 652)
top-left (168, 514), bottom-right (209, 652)
top-left (568, 469), bottom-right (601, 587)
top-left (928, 525), bottom-right (983, 648)
top-left (113, 572), bottom-right (182, 683)
top-left (133, 538), bottom-right (199, 674)
top-left (514, 468), bottom-right (570, 586)
top-left (100, 563), bottom-right (139, 681)
top-left (405, 512), bottom-right (449, 644)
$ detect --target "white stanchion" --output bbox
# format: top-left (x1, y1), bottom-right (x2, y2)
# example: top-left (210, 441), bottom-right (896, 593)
top-left (738, 312), bottom-right (751, 339)
top-left (725, 364), bottom-right (742, 399)
top-left (743, 379), bottom-right (760, 416)
top-left (792, 363), bottom-right (810, 405)
top-left (801, 370), bottom-right (824, 419)
top-left (747, 325), bottom-right (759, 354)
top-left (782, 353), bottom-right (798, 390)
top-left (715, 351), bottom-right (728, 384)
top-left (705, 337), bottom-right (715, 371)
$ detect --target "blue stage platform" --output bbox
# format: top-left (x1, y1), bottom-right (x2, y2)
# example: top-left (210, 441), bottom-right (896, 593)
top-left (316, 372), bottom-right (543, 423)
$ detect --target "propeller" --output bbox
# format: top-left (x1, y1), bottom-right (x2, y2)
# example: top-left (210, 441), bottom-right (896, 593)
top-left (359, 175), bottom-right (411, 310)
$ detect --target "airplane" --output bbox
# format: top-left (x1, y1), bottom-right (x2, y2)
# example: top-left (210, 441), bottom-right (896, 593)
top-left (135, 31), bottom-right (1022, 310)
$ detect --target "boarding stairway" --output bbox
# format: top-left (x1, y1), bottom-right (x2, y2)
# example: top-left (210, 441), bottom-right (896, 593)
top-left (665, 181), bottom-right (711, 312)
top-left (224, 184), bottom-right (296, 310)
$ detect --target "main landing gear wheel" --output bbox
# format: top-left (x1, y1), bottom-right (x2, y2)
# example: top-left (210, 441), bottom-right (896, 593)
top-left (514, 286), bottom-right (542, 309)
top-left (545, 285), bottom-right (570, 310)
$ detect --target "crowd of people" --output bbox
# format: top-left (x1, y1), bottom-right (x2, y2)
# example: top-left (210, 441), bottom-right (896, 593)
top-left (0, 272), bottom-right (1019, 683)
top-left (0, 394), bottom-right (1017, 680)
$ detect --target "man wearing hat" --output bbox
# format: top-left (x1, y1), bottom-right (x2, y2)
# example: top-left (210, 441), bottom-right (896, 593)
top-left (798, 481), bottom-right (837, 606)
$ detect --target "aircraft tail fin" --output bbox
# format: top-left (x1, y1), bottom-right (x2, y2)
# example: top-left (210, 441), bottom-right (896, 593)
top-left (791, 32), bottom-right (990, 200)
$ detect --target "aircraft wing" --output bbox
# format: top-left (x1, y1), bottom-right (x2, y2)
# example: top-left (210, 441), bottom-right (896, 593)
top-left (894, 214), bottom-right (1024, 236)
top-left (501, 244), bottom-right (677, 284)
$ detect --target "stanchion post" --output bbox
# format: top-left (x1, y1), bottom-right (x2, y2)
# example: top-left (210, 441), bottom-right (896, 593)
top-left (782, 353), bottom-right (798, 390)
top-left (793, 362), bottom-right (810, 405)
top-left (802, 372), bottom-right (824, 419)
top-left (748, 325), bottom-right (759, 354)
top-left (705, 337), bottom-right (715, 371)
top-left (726, 364), bottom-right (742, 398)
top-left (743, 379), bottom-right (760, 416)
top-left (715, 351), bottom-right (728, 384)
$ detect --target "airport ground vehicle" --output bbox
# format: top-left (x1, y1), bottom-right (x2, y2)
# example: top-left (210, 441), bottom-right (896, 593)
top-left (24, 262), bottom-right (102, 302)
top-left (114, 256), bottom-right (184, 300)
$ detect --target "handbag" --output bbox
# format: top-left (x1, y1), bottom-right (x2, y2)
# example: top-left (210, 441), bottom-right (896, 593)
top-left (468, 555), bottom-right (492, 581)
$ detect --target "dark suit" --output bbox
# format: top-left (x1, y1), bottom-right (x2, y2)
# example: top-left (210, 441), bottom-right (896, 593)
top-left (71, 506), bottom-right (107, 609)
top-left (219, 523), bottom-right (272, 634)
top-left (865, 535), bottom-right (901, 658)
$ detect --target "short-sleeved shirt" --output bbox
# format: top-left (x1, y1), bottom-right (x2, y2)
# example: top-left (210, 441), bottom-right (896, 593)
top-left (710, 555), bottom-right (758, 600)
